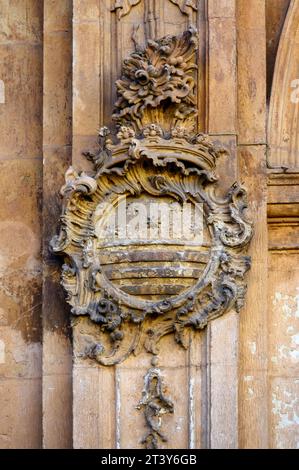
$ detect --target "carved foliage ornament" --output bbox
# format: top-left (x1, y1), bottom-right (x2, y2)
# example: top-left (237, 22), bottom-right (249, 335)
top-left (51, 28), bottom-right (253, 368)
top-left (137, 357), bottom-right (174, 449)
top-left (113, 26), bottom-right (198, 131)
top-left (112, 0), bottom-right (197, 20)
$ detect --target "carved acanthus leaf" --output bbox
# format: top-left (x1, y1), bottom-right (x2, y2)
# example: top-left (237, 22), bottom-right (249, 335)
top-left (170, 0), bottom-right (198, 16)
top-left (113, 26), bottom-right (198, 132)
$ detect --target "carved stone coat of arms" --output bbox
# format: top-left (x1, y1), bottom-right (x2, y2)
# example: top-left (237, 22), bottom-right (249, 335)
top-left (51, 27), bottom-right (252, 448)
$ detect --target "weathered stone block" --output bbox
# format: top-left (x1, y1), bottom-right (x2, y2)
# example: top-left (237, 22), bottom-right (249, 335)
top-left (0, 44), bottom-right (42, 159)
top-left (0, 0), bottom-right (42, 43)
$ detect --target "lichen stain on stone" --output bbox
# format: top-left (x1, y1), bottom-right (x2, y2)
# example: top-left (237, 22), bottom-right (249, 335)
top-left (0, 220), bottom-right (42, 344)
top-left (0, 221), bottom-right (40, 271)
top-left (272, 383), bottom-right (299, 448)
top-left (271, 290), bottom-right (299, 365)
top-left (247, 341), bottom-right (256, 355)
top-left (243, 376), bottom-right (255, 399)
top-left (43, 271), bottom-right (72, 339)
top-left (272, 290), bottom-right (299, 319)
top-left (277, 344), bottom-right (299, 362)
top-left (244, 375), bottom-right (254, 382)
top-left (0, 274), bottom-right (42, 344)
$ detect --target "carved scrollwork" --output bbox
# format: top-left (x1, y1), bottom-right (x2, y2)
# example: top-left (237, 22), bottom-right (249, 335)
top-left (51, 122), bottom-right (252, 365)
top-left (112, 0), bottom-right (142, 20)
top-left (51, 29), bottom-right (253, 370)
top-left (112, 0), bottom-right (197, 20)
top-left (137, 358), bottom-right (174, 449)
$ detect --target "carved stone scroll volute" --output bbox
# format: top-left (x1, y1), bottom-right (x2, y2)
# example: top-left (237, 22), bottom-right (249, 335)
top-left (112, 1), bottom-right (198, 21)
top-left (51, 27), bottom-right (253, 448)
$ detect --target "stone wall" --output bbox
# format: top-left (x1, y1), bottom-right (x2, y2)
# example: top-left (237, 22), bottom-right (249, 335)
top-left (0, 0), bottom-right (43, 449)
top-left (0, 0), bottom-right (298, 449)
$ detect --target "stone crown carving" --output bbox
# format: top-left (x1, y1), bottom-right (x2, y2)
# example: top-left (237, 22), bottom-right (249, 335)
top-left (51, 28), bottom-right (253, 366)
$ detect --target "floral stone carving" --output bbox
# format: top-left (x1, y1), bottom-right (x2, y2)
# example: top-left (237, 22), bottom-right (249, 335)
top-left (51, 28), bottom-right (253, 368)
top-left (113, 26), bottom-right (198, 132)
